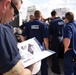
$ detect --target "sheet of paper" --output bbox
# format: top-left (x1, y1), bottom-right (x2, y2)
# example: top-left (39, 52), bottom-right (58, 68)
top-left (22, 50), bottom-right (55, 67)
top-left (17, 37), bottom-right (55, 67)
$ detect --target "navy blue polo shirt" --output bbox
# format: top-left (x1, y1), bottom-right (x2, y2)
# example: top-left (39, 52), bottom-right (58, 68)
top-left (21, 19), bottom-right (49, 44)
top-left (20, 22), bottom-right (29, 30)
top-left (63, 21), bottom-right (76, 52)
top-left (0, 23), bottom-right (21, 73)
top-left (49, 17), bottom-right (64, 37)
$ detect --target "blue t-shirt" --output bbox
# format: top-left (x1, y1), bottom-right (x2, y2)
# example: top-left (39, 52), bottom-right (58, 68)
top-left (21, 19), bottom-right (49, 44)
top-left (0, 23), bottom-right (21, 73)
top-left (63, 21), bottom-right (76, 52)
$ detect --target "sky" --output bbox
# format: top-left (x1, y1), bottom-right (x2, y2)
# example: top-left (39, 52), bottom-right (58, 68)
top-left (20, 0), bottom-right (76, 19)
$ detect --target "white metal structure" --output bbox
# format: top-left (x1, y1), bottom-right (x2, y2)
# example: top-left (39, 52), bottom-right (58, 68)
top-left (54, 8), bottom-right (70, 18)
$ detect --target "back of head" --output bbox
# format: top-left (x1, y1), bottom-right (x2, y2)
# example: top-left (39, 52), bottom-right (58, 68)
top-left (29, 15), bottom-right (34, 21)
top-left (34, 10), bottom-right (41, 19)
top-left (65, 12), bottom-right (74, 22)
top-left (51, 10), bottom-right (57, 17)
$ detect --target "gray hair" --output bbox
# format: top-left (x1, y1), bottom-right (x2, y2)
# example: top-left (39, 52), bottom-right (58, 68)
top-left (11, 0), bottom-right (23, 5)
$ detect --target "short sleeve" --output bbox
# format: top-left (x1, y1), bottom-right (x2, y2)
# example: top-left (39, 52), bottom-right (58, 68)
top-left (43, 23), bottom-right (49, 38)
top-left (19, 22), bottom-right (27, 30)
top-left (21, 24), bottom-right (28, 36)
top-left (63, 25), bottom-right (72, 39)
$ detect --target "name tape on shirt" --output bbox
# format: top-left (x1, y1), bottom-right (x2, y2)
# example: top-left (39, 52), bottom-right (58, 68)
top-left (58, 21), bottom-right (64, 25)
top-left (31, 25), bottom-right (39, 29)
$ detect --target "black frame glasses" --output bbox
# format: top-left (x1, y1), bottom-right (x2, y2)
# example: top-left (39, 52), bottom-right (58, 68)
top-left (11, 2), bottom-right (19, 16)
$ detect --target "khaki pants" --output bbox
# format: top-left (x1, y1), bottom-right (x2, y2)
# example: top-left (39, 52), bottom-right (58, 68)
top-left (3, 60), bottom-right (32, 75)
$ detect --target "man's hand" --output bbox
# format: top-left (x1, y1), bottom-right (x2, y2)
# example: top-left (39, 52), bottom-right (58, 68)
top-left (64, 38), bottom-right (70, 53)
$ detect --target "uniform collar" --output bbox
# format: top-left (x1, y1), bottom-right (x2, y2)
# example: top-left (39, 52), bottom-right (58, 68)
top-left (5, 23), bottom-right (13, 29)
top-left (34, 18), bottom-right (39, 20)
top-left (67, 20), bottom-right (75, 24)
top-left (52, 17), bottom-right (60, 20)
top-left (54, 17), bottom-right (60, 19)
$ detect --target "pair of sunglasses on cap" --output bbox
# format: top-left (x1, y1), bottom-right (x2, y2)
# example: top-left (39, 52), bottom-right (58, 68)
top-left (11, 2), bottom-right (19, 16)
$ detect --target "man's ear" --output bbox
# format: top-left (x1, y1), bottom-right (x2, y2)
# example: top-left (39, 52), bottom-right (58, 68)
top-left (2, 0), bottom-right (11, 10)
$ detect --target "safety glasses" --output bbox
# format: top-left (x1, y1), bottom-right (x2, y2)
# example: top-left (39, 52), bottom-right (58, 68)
top-left (11, 2), bottom-right (19, 16)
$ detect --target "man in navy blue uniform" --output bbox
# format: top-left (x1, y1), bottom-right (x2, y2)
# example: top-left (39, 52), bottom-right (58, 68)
top-left (20, 10), bottom-right (49, 75)
top-left (20, 15), bottom-right (34, 31)
top-left (63, 12), bottom-right (76, 75)
top-left (0, 0), bottom-right (32, 75)
top-left (49, 10), bottom-right (64, 74)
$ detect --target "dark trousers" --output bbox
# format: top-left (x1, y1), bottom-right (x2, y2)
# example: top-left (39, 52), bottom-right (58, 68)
top-left (74, 63), bottom-right (76, 75)
top-left (64, 50), bottom-right (76, 75)
top-left (50, 37), bottom-right (63, 74)
top-left (41, 58), bottom-right (48, 75)
top-left (35, 58), bottom-right (48, 75)
top-left (51, 53), bottom-right (61, 74)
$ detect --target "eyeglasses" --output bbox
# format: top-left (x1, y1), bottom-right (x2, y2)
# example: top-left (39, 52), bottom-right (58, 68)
top-left (11, 2), bottom-right (19, 16)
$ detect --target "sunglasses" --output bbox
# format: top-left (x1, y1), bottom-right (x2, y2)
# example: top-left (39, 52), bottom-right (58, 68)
top-left (11, 2), bottom-right (19, 16)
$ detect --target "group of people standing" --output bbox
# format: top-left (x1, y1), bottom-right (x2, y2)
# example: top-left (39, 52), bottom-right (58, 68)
top-left (20, 10), bottom-right (76, 75)
top-left (0, 0), bottom-right (76, 75)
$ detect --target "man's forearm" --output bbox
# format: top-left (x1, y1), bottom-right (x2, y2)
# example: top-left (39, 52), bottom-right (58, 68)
top-left (64, 38), bottom-right (70, 53)
top-left (20, 35), bottom-right (25, 42)
top-left (44, 38), bottom-right (49, 50)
